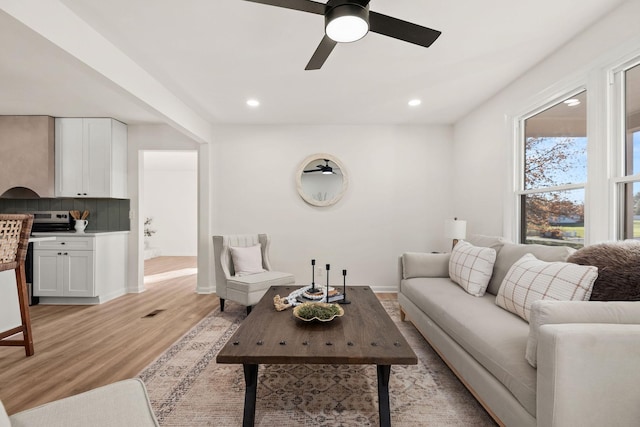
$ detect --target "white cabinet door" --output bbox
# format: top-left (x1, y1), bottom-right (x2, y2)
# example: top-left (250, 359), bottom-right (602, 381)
top-left (55, 118), bottom-right (127, 198)
top-left (33, 250), bottom-right (95, 297)
top-left (55, 118), bottom-right (84, 197)
top-left (63, 251), bottom-right (95, 297)
top-left (33, 250), bottom-right (64, 296)
top-left (84, 118), bottom-right (111, 197)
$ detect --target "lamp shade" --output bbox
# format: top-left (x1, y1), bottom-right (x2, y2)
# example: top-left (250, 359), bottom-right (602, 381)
top-left (445, 218), bottom-right (467, 240)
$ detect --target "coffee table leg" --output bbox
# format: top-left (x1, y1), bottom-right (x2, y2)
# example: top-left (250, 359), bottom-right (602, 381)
top-left (377, 365), bottom-right (391, 427)
top-left (243, 364), bottom-right (259, 427)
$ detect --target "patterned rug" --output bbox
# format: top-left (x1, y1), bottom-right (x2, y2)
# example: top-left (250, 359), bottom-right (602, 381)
top-left (139, 301), bottom-right (496, 426)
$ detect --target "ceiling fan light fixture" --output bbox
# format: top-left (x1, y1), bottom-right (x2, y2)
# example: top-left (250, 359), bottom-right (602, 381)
top-left (325, 4), bottom-right (369, 43)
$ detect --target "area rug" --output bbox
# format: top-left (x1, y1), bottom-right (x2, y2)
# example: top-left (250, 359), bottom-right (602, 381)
top-left (139, 301), bottom-right (496, 426)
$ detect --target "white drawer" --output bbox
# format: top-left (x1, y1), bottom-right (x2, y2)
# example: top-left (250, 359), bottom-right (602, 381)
top-left (34, 237), bottom-right (95, 251)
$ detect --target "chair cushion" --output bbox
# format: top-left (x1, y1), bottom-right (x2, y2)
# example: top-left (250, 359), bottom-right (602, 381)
top-left (229, 244), bottom-right (265, 276)
top-left (227, 271), bottom-right (295, 293)
top-left (495, 254), bottom-right (598, 322)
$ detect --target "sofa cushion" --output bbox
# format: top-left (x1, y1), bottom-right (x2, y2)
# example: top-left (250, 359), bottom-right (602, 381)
top-left (487, 242), bottom-right (576, 296)
top-left (465, 234), bottom-right (510, 254)
top-left (526, 300), bottom-right (640, 368)
top-left (402, 252), bottom-right (450, 279)
top-left (567, 240), bottom-right (640, 301)
top-left (229, 244), bottom-right (265, 276)
top-left (401, 277), bottom-right (536, 416)
top-left (495, 254), bottom-right (598, 322)
top-left (449, 241), bottom-right (496, 296)
top-left (0, 400), bottom-right (10, 427)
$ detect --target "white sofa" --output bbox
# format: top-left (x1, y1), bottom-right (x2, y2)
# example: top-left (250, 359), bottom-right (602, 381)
top-left (398, 236), bottom-right (640, 427)
top-left (1, 379), bottom-right (158, 427)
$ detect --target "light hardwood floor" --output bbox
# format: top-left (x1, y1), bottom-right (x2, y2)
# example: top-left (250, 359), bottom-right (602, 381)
top-left (0, 256), bottom-right (216, 415)
top-left (0, 257), bottom-right (396, 415)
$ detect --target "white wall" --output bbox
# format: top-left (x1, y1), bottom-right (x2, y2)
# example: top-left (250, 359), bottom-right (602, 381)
top-left (211, 124), bottom-right (453, 291)
top-left (143, 151), bottom-right (198, 256)
top-left (452, 0), bottom-right (640, 240)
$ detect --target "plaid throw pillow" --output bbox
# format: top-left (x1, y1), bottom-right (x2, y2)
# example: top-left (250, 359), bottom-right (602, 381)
top-left (495, 253), bottom-right (598, 322)
top-left (449, 241), bottom-right (497, 297)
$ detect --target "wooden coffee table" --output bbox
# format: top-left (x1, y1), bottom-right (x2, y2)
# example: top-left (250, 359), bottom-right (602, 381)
top-left (216, 285), bottom-right (417, 427)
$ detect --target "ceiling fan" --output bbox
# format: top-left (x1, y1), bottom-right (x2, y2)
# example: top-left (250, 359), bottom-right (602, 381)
top-left (242, 0), bottom-right (442, 70)
top-left (303, 159), bottom-right (336, 174)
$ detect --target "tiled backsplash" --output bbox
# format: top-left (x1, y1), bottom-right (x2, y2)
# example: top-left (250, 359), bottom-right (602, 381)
top-left (0, 198), bottom-right (130, 231)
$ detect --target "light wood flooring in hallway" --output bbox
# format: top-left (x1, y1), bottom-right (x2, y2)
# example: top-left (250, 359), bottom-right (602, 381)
top-left (0, 256), bottom-right (214, 415)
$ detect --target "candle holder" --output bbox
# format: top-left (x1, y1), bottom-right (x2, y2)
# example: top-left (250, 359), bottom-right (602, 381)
top-left (311, 259), bottom-right (316, 292)
top-left (326, 264), bottom-right (330, 303)
top-left (339, 269), bottom-right (351, 304)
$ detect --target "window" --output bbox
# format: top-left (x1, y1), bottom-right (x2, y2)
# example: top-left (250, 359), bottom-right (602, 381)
top-left (519, 91), bottom-right (587, 248)
top-left (618, 63), bottom-right (640, 240)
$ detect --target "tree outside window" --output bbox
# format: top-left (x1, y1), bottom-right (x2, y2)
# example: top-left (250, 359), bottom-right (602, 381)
top-left (520, 91), bottom-right (587, 248)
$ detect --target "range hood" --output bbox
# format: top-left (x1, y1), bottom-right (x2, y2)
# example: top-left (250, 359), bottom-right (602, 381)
top-left (0, 116), bottom-right (55, 198)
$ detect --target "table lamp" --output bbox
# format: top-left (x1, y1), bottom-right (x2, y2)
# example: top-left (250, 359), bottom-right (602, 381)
top-left (445, 217), bottom-right (467, 250)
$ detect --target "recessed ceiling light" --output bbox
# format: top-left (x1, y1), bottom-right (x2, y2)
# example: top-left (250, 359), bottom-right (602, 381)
top-left (408, 99), bottom-right (422, 107)
top-left (563, 98), bottom-right (580, 107)
top-left (246, 99), bottom-right (260, 107)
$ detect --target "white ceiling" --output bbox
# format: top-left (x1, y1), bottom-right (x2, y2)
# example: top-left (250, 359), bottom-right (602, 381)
top-left (0, 0), bottom-right (627, 132)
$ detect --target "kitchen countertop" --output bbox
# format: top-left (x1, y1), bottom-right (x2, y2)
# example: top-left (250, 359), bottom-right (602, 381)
top-left (31, 230), bottom-right (130, 237)
top-left (29, 236), bottom-right (56, 243)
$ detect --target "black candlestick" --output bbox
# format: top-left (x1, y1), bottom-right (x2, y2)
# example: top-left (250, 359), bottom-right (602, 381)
top-left (311, 259), bottom-right (316, 291)
top-left (340, 269), bottom-right (351, 304)
top-left (326, 264), bottom-right (330, 303)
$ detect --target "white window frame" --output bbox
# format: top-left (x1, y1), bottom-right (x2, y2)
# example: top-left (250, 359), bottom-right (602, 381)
top-left (611, 56), bottom-right (640, 239)
top-left (513, 86), bottom-right (588, 244)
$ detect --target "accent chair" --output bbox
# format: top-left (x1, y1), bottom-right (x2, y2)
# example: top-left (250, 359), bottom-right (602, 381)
top-left (213, 234), bottom-right (295, 314)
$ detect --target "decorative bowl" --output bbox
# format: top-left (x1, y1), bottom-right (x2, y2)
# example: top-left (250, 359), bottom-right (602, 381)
top-left (293, 302), bottom-right (344, 322)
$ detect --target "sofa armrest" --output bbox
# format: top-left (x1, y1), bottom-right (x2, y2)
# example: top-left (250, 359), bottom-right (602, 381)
top-left (537, 323), bottom-right (640, 427)
top-left (526, 301), bottom-right (640, 367)
top-left (401, 252), bottom-right (450, 279)
top-left (10, 379), bottom-right (158, 427)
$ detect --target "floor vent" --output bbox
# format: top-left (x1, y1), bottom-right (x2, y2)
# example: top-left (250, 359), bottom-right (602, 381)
top-left (143, 309), bottom-right (165, 318)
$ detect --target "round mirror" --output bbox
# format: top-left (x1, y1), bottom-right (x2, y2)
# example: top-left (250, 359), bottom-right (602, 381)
top-left (296, 153), bottom-right (348, 207)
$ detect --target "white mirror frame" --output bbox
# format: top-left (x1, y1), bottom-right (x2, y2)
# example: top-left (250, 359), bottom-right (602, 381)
top-left (296, 153), bottom-right (349, 207)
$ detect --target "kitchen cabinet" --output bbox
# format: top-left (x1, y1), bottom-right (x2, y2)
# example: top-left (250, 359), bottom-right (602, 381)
top-left (55, 118), bottom-right (127, 198)
top-left (32, 233), bottom-right (128, 304)
top-left (33, 250), bottom-right (94, 297)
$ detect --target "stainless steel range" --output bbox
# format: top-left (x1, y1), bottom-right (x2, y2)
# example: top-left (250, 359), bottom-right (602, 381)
top-left (29, 210), bottom-right (73, 233)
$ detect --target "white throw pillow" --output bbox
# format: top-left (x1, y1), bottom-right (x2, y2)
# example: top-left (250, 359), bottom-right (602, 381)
top-left (448, 241), bottom-right (497, 297)
top-left (495, 253), bottom-right (598, 322)
top-left (229, 244), bottom-right (265, 276)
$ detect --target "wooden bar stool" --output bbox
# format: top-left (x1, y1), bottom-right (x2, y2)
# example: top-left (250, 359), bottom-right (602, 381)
top-left (0, 214), bottom-right (34, 356)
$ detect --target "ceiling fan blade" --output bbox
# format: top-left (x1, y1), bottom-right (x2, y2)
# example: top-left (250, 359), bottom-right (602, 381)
top-left (327, 0), bottom-right (369, 6)
top-left (369, 11), bottom-right (441, 48)
top-left (242, 0), bottom-right (325, 15)
top-left (305, 35), bottom-right (338, 70)
top-left (303, 169), bottom-right (321, 173)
